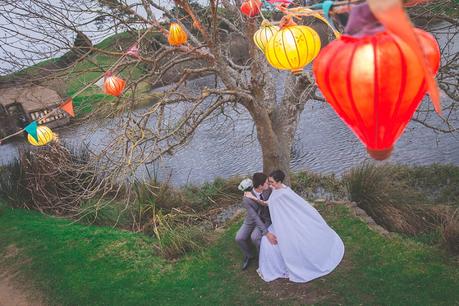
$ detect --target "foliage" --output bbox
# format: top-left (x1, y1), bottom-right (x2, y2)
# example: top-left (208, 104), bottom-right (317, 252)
top-left (0, 144), bottom-right (99, 215)
top-left (344, 163), bottom-right (459, 254)
top-left (77, 199), bottom-right (134, 228)
top-left (183, 177), bottom-right (242, 211)
top-left (291, 170), bottom-right (346, 200)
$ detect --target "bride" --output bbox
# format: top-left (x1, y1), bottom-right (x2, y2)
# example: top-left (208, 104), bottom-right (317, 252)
top-left (244, 170), bottom-right (344, 283)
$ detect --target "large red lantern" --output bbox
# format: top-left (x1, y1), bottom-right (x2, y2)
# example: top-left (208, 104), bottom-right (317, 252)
top-left (103, 72), bottom-right (126, 97)
top-left (313, 29), bottom-right (440, 160)
top-left (240, 0), bottom-right (261, 17)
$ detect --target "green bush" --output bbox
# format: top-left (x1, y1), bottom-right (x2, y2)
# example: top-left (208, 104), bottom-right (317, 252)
top-left (77, 199), bottom-right (133, 228)
top-left (344, 163), bottom-right (459, 254)
top-left (291, 170), bottom-right (346, 199)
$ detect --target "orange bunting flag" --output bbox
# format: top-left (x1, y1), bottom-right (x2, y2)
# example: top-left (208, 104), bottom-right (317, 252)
top-left (60, 98), bottom-right (75, 117)
top-left (367, 0), bottom-right (441, 114)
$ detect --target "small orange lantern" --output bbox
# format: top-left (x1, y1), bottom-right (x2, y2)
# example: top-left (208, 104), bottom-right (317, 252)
top-left (103, 72), bottom-right (126, 97)
top-left (168, 20), bottom-right (188, 46)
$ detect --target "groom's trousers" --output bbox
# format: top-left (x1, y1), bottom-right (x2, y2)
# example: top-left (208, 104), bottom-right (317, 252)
top-left (235, 223), bottom-right (263, 258)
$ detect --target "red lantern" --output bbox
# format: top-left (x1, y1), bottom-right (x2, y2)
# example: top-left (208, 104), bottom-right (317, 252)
top-left (240, 0), bottom-right (261, 17)
top-left (103, 72), bottom-right (126, 97)
top-left (313, 29), bottom-right (440, 160)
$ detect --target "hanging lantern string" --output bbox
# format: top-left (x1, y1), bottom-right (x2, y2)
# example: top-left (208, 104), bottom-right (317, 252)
top-left (274, 4), bottom-right (342, 37)
top-left (1, 0), bottom-right (433, 145)
top-left (0, 27), bottom-right (154, 144)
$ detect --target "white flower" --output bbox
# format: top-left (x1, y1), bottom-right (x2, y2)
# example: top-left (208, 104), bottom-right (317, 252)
top-left (238, 178), bottom-right (253, 191)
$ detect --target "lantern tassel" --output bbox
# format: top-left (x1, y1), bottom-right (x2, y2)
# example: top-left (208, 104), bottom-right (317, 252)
top-left (368, 0), bottom-right (441, 114)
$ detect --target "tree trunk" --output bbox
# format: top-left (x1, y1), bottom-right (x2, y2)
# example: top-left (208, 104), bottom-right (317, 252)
top-left (250, 107), bottom-right (293, 184)
top-left (247, 73), bottom-right (314, 185)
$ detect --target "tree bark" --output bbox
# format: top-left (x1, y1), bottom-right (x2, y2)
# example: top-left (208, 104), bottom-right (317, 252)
top-left (245, 72), bottom-right (314, 185)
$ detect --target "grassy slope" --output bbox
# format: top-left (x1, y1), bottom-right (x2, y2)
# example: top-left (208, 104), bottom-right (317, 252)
top-left (1, 201), bottom-right (458, 305)
top-left (1, 31), bottom-right (152, 117)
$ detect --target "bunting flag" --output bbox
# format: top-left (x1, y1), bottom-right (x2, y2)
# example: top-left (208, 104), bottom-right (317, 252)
top-left (126, 43), bottom-right (140, 58)
top-left (322, 0), bottom-right (335, 29)
top-left (60, 98), bottom-right (75, 117)
top-left (24, 121), bottom-right (39, 141)
top-left (95, 77), bottom-right (105, 89)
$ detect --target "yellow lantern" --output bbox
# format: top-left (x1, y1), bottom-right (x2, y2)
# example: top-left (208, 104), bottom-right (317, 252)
top-left (168, 20), bottom-right (188, 46)
top-left (265, 16), bottom-right (321, 74)
top-left (27, 125), bottom-right (54, 146)
top-left (253, 20), bottom-right (279, 52)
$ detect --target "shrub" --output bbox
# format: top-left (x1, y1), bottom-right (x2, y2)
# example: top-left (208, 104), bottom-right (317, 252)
top-left (183, 177), bottom-right (241, 212)
top-left (291, 170), bottom-right (346, 200)
top-left (148, 208), bottom-right (212, 259)
top-left (344, 162), bottom-right (459, 253)
top-left (0, 143), bottom-right (101, 216)
top-left (440, 208), bottom-right (459, 255)
top-left (77, 199), bottom-right (133, 229)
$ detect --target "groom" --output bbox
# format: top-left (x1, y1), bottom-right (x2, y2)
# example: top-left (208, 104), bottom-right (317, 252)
top-left (235, 172), bottom-right (278, 270)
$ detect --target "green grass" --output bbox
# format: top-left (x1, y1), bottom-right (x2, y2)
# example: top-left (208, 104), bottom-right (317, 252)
top-left (1, 199), bottom-right (458, 305)
top-left (2, 30), bottom-right (152, 119)
top-left (0, 205), bottom-right (259, 305)
top-left (315, 204), bottom-right (459, 305)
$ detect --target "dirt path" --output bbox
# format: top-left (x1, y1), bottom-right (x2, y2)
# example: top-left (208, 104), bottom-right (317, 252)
top-left (0, 245), bottom-right (45, 306)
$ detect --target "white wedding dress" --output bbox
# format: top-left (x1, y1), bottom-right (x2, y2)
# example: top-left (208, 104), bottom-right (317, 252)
top-left (257, 186), bottom-right (344, 283)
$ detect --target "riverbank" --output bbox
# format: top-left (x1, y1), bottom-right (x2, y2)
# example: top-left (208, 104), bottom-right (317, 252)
top-left (2, 159), bottom-right (458, 253)
top-left (1, 198), bottom-right (458, 305)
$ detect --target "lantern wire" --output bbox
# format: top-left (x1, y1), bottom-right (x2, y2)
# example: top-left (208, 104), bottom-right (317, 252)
top-left (0, 27), bottom-right (154, 144)
top-left (0, 0), bottom-right (434, 144)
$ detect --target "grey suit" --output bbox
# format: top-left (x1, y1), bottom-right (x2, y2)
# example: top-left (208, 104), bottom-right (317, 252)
top-left (235, 188), bottom-right (272, 258)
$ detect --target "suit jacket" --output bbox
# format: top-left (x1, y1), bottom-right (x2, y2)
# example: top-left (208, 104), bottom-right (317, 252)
top-left (242, 188), bottom-right (272, 235)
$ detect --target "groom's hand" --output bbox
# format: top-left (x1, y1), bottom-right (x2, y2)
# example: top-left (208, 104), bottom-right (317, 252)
top-left (266, 232), bottom-right (278, 245)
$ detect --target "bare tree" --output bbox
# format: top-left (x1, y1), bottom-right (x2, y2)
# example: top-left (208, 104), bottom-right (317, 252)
top-left (0, 0), bottom-right (457, 186)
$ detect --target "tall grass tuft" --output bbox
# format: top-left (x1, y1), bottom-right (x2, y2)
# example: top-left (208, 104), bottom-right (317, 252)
top-left (292, 170), bottom-right (346, 200)
top-left (440, 208), bottom-right (459, 254)
top-left (345, 163), bottom-right (459, 254)
top-left (147, 208), bottom-right (213, 259)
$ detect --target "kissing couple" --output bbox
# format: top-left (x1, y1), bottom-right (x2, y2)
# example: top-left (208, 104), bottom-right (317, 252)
top-left (235, 170), bottom-right (345, 283)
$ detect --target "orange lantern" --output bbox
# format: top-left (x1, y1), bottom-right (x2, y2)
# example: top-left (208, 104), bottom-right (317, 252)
top-left (168, 20), bottom-right (187, 46)
top-left (103, 72), bottom-right (126, 97)
top-left (240, 0), bottom-right (261, 17)
top-left (313, 28), bottom-right (440, 160)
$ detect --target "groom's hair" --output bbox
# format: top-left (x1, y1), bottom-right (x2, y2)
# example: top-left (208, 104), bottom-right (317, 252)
top-left (270, 170), bottom-right (285, 183)
top-left (252, 172), bottom-right (267, 188)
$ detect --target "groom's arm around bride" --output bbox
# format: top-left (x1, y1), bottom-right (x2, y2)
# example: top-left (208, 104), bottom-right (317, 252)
top-left (235, 173), bottom-right (277, 270)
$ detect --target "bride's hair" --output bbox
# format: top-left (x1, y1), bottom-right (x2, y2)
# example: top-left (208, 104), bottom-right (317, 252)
top-left (269, 170), bottom-right (285, 183)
